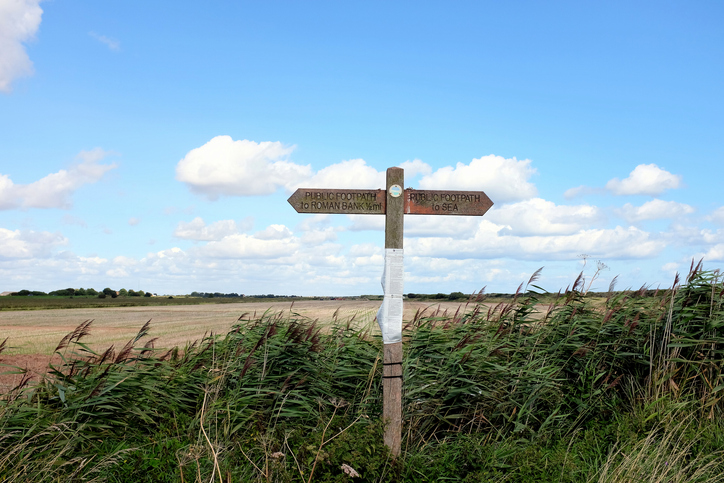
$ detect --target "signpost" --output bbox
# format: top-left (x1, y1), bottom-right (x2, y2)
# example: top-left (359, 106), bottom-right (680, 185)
top-left (288, 167), bottom-right (493, 457)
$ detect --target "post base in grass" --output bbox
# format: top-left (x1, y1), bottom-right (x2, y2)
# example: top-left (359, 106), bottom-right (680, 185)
top-left (383, 341), bottom-right (403, 457)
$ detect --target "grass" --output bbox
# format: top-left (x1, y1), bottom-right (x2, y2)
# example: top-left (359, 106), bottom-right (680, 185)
top-left (0, 295), bottom-right (310, 311)
top-left (0, 299), bottom-right (473, 355)
top-left (1, 263), bottom-right (724, 481)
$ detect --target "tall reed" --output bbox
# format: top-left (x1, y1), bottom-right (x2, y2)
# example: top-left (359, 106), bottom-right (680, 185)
top-left (1, 266), bottom-right (723, 481)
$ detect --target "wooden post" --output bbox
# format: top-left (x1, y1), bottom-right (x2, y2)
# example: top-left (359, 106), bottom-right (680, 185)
top-left (383, 167), bottom-right (404, 457)
top-left (287, 167), bottom-right (493, 459)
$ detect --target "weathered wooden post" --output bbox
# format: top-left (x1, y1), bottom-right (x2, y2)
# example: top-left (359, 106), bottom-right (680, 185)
top-left (288, 167), bottom-right (493, 457)
top-left (382, 167), bottom-right (404, 455)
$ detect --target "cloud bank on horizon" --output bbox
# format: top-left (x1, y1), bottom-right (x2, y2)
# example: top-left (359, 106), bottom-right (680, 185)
top-left (1, 133), bottom-right (717, 295)
top-left (0, 0), bottom-right (42, 93)
top-left (1, 2), bottom-right (722, 296)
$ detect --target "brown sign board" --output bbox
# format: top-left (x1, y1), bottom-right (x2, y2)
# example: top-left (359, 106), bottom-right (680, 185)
top-left (404, 189), bottom-right (494, 216)
top-left (289, 188), bottom-right (493, 216)
top-left (288, 189), bottom-right (386, 214)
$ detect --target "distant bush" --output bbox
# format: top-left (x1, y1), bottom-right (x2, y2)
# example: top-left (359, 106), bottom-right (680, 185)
top-left (12, 289), bottom-right (47, 296)
top-left (3, 266), bottom-right (724, 481)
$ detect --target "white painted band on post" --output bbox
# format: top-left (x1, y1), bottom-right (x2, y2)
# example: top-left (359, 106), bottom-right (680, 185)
top-left (377, 248), bottom-right (404, 344)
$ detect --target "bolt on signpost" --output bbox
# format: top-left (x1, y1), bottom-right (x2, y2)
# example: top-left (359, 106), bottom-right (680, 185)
top-left (288, 167), bottom-right (493, 457)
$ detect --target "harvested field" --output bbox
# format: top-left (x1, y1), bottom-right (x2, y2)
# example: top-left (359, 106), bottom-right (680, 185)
top-left (0, 299), bottom-right (481, 392)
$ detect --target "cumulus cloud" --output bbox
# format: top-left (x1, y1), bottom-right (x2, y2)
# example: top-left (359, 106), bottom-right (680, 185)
top-left (606, 164), bottom-right (682, 196)
top-left (0, 0), bottom-right (42, 93)
top-left (303, 158), bottom-right (384, 189)
top-left (178, 137), bottom-right (541, 206)
top-left (255, 224), bottom-right (293, 240)
top-left (0, 148), bottom-right (117, 210)
top-left (300, 227), bottom-right (338, 244)
top-left (405, 216), bottom-right (479, 238)
top-left (106, 268), bottom-right (129, 278)
top-left (616, 199), bottom-right (695, 223)
top-left (176, 135), bottom-right (310, 198)
top-left (662, 262), bottom-right (679, 275)
top-left (485, 198), bottom-right (603, 236)
top-left (89, 31), bottom-right (120, 51)
top-left (406, 223), bottom-right (664, 261)
top-left (564, 185), bottom-right (604, 199)
top-left (0, 228), bottom-right (67, 259)
top-left (198, 233), bottom-right (299, 259)
top-left (347, 215), bottom-right (385, 232)
top-left (418, 154), bottom-right (537, 202)
top-left (707, 207), bottom-right (724, 225)
top-left (398, 159), bottom-right (432, 179)
top-left (173, 217), bottom-right (252, 241)
top-left (701, 244), bottom-right (724, 262)
top-left (0, 174), bottom-right (17, 209)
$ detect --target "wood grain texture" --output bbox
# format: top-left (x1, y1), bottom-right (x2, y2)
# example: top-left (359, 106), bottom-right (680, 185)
top-left (383, 167), bottom-right (404, 457)
top-left (385, 167), bottom-right (404, 250)
top-left (383, 341), bottom-right (403, 456)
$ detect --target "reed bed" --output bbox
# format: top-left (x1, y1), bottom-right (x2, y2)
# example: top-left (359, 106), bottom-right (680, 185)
top-left (1, 264), bottom-right (724, 481)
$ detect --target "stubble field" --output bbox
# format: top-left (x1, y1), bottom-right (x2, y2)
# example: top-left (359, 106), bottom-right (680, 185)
top-left (0, 299), bottom-right (477, 392)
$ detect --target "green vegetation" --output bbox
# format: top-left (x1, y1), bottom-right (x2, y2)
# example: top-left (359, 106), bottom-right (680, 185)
top-left (0, 295), bottom-right (308, 311)
top-left (2, 265), bottom-right (724, 481)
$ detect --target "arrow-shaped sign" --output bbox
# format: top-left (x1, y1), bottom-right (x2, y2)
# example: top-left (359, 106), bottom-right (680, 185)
top-left (404, 189), bottom-right (493, 216)
top-left (288, 189), bottom-right (387, 214)
top-left (288, 188), bottom-right (493, 216)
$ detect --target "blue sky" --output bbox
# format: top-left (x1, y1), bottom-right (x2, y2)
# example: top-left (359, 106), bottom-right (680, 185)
top-left (1, 1), bottom-right (723, 296)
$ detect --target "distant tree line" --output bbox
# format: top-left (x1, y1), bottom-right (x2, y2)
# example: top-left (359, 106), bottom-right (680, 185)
top-left (188, 292), bottom-right (302, 299)
top-left (406, 292), bottom-right (469, 301)
top-left (11, 287), bottom-right (154, 298)
top-left (190, 292), bottom-right (243, 298)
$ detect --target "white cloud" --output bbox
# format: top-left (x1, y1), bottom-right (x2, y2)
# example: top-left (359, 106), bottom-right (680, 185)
top-left (176, 135), bottom-right (310, 198)
top-left (398, 159), bottom-right (432, 179)
top-left (563, 185), bottom-right (604, 199)
top-left (404, 216), bottom-right (479, 238)
top-left (707, 207), bottom-right (724, 225)
top-left (255, 224), bottom-right (293, 240)
top-left (112, 255), bottom-right (138, 267)
top-left (178, 138), bottom-right (539, 206)
top-left (303, 158), bottom-right (384, 189)
top-left (662, 262), bottom-right (679, 275)
top-left (106, 256), bottom-right (137, 278)
top-left (301, 228), bottom-right (338, 244)
top-left (616, 199), bottom-right (695, 223)
top-left (0, 228), bottom-right (67, 259)
top-left (702, 244), bottom-right (724, 262)
top-left (106, 268), bottom-right (129, 278)
top-left (0, 148), bottom-right (117, 210)
top-left (89, 31), bottom-right (120, 51)
top-left (347, 215), bottom-right (385, 232)
top-left (128, 217), bottom-right (141, 226)
top-left (0, 0), bottom-right (42, 93)
top-left (606, 164), bottom-right (682, 196)
top-left (418, 154), bottom-right (537, 202)
top-left (0, 174), bottom-right (17, 209)
top-left (197, 233), bottom-right (299, 259)
top-left (406, 223), bottom-right (664, 261)
top-left (485, 198), bottom-right (603, 236)
top-left (348, 243), bottom-right (380, 257)
top-left (296, 214), bottom-right (331, 232)
top-left (700, 229), bottom-right (724, 245)
top-left (174, 217), bottom-right (251, 241)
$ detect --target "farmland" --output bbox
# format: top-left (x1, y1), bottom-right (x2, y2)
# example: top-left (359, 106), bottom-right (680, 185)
top-left (2, 268), bottom-right (724, 482)
top-left (0, 298), bottom-right (479, 355)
